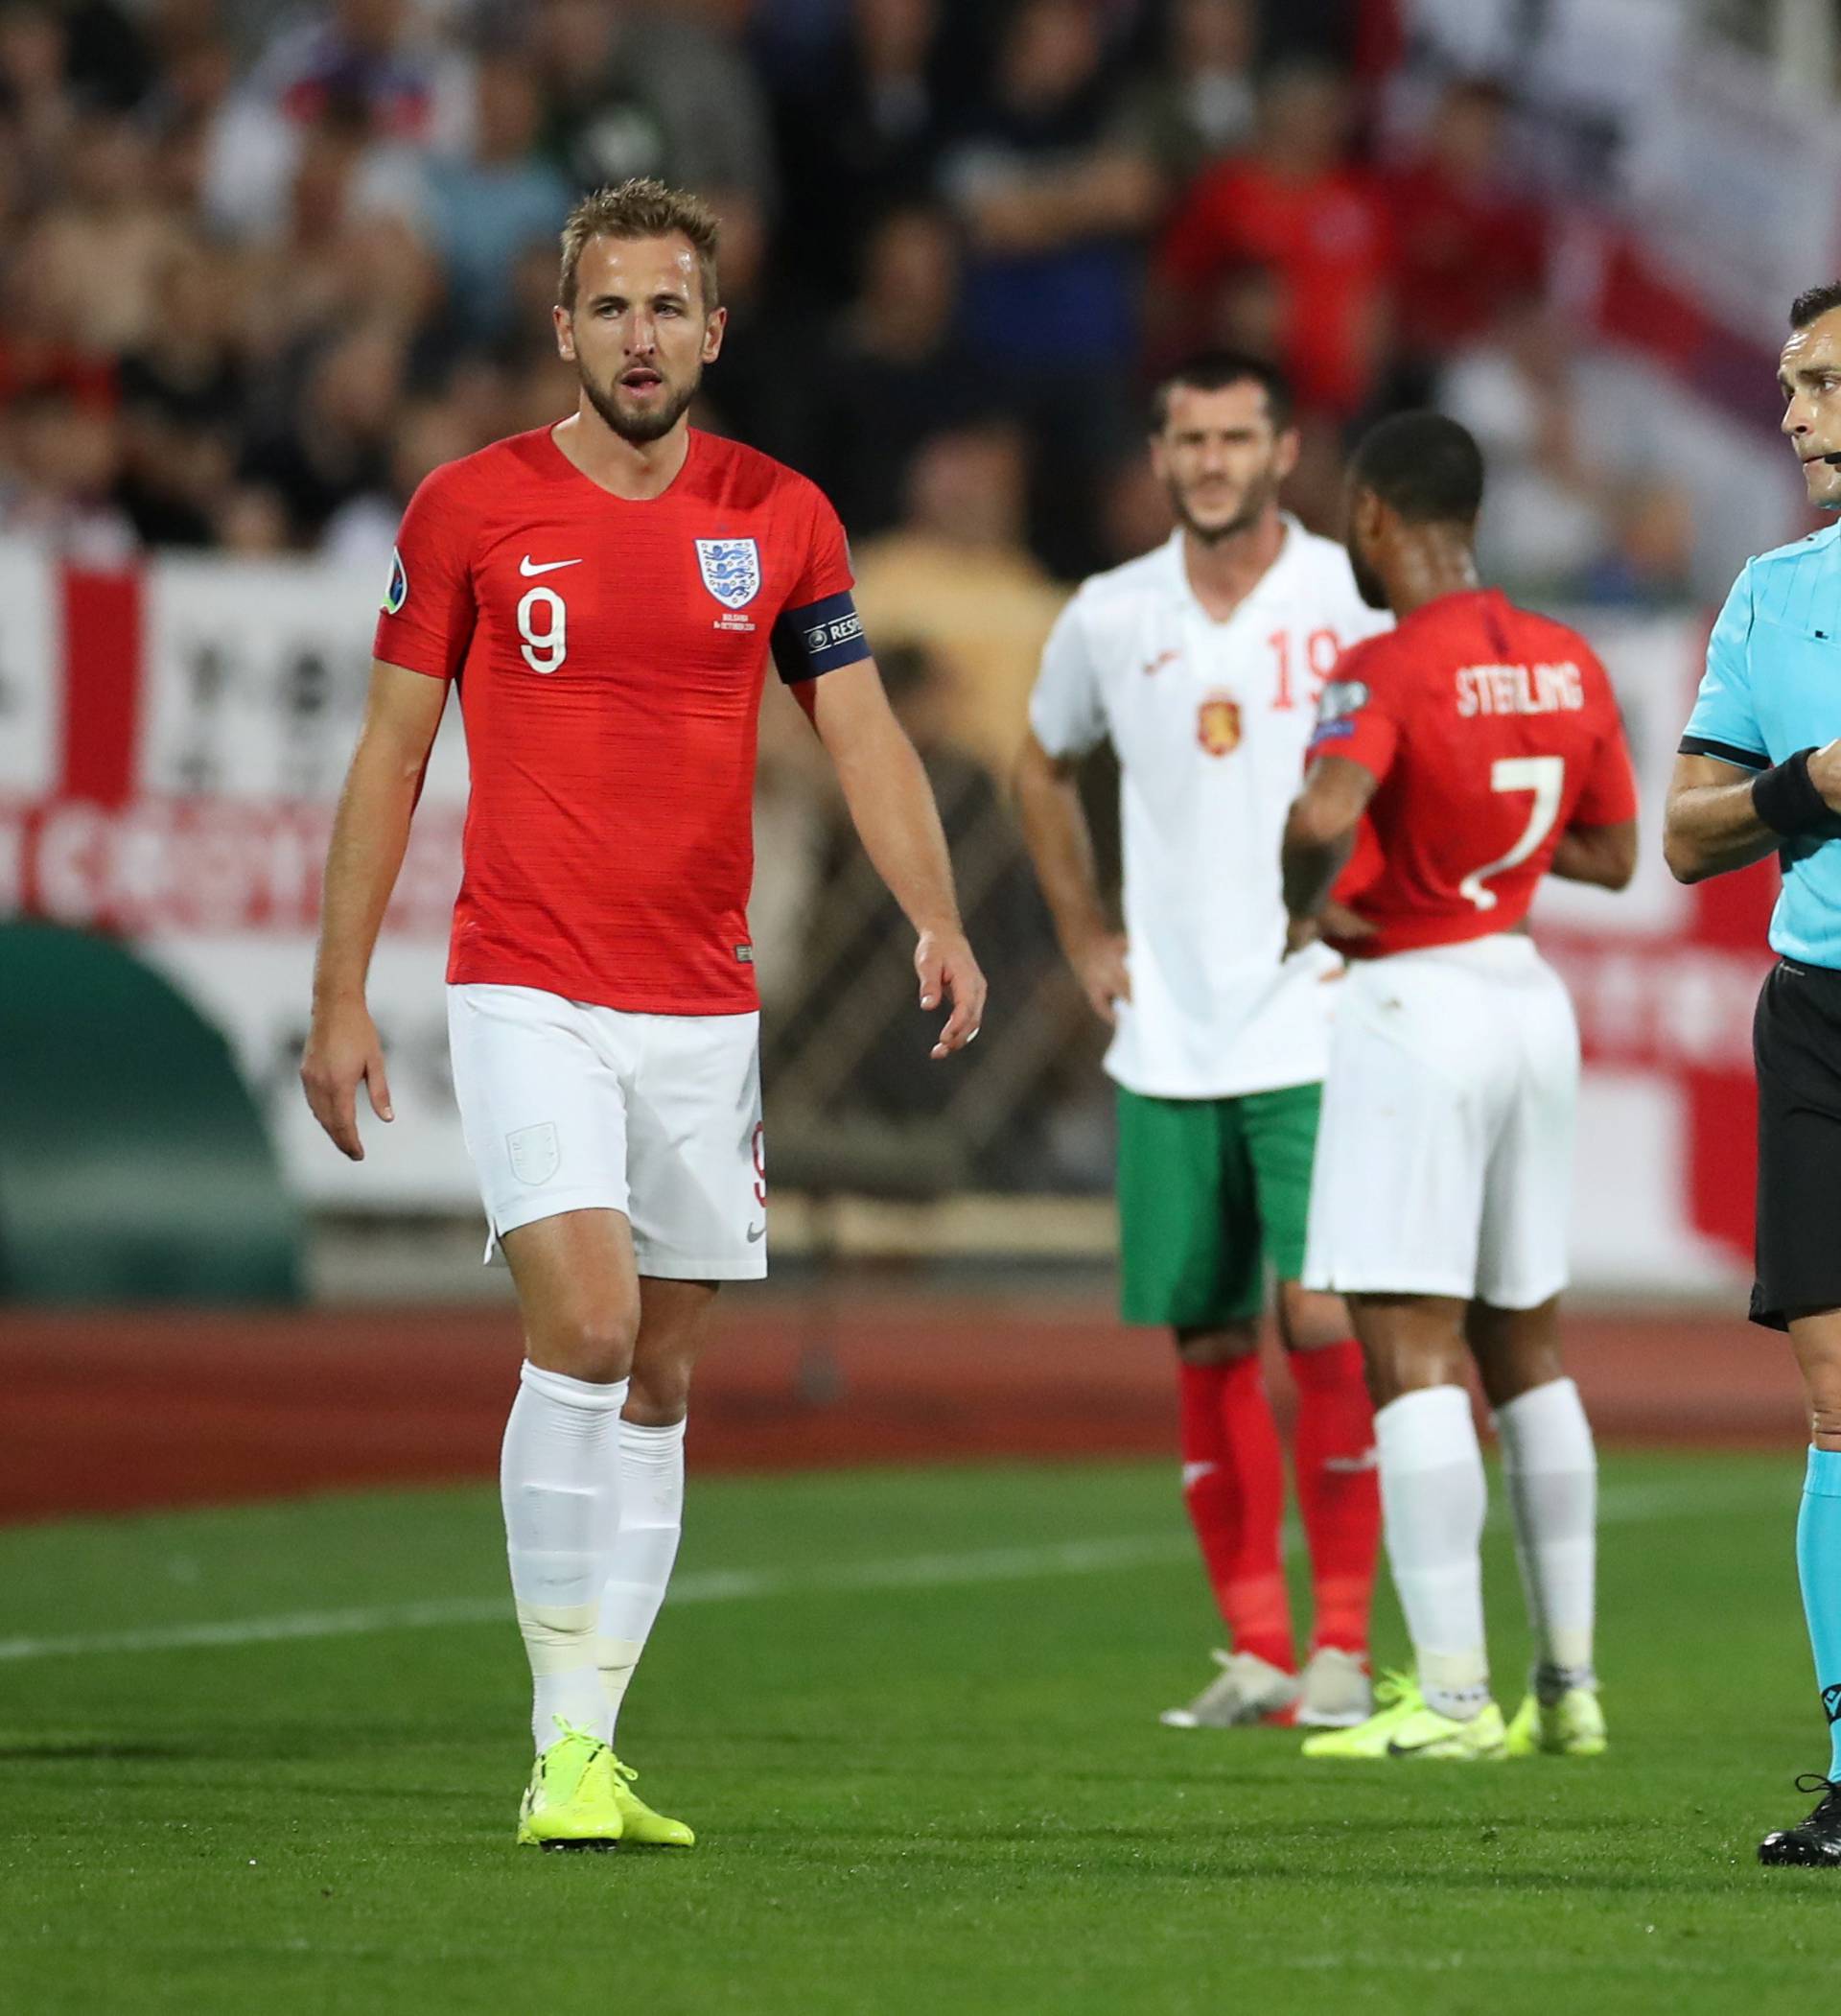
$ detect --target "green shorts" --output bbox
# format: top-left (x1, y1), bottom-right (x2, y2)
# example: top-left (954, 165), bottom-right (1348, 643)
top-left (1115, 1080), bottom-right (1323, 1329)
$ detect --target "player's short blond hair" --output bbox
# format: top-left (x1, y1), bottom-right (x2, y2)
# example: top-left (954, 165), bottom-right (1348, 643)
top-left (557, 179), bottom-right (722, 315)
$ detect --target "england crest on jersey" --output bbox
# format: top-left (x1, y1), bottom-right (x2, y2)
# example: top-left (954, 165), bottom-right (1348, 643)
top-left (695, 537), bottom-right (761, 610)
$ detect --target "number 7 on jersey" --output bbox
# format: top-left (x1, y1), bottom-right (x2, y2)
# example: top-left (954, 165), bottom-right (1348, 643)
top-left (1458, 756), bottom-right (1565, 910)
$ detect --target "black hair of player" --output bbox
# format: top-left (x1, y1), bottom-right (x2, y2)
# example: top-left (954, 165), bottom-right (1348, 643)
top-left (1150, 351), bottom-right (1294, 434)
top-left (1791, 283), bottom-right (1841, 329)
top-left (1349, 410), bottom-right (1485, 527)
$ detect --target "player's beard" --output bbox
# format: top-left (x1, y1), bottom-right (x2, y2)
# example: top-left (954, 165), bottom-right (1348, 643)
top-left (1168, 457), bottom-right (1282, 547)
top-left (577, 358), bottom-right (701, 446)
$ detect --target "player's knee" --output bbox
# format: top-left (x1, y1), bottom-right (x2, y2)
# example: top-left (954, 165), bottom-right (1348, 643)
top-left (1176, 1323), bottom-right (1260, 1366)
top-left (1276, 1282), bottom-right (1349, 1352)
top-left (527, 1304), bottom-right (640, 1385)
top-left (626, 1360), bottom-right (691, 1426)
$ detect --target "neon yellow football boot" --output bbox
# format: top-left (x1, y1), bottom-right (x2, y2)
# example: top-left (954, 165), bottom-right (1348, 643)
top-left (1300, 1672), bottom-right (1507, 1761)
top-left (516, 1723), bottom-right (624, 1849)
top-left (1504, 1685), bottom-right (1607, 1758)
top-left (608, 1756), bottom-right (696, 1847)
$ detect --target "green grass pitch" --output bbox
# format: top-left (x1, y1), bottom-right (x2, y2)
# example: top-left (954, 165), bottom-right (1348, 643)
top-left (0, 1450), bottom-right (1832, 2014)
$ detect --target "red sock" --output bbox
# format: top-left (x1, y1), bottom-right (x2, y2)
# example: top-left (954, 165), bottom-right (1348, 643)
top-left (1289, 1341), bottom-right (1380, 1657)
top-left (1177, 1356), bottom-right (1294, 1672)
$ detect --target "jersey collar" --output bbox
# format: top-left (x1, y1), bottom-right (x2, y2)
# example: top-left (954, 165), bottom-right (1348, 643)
top-left (1162, 512), bottom-right (1306, 622)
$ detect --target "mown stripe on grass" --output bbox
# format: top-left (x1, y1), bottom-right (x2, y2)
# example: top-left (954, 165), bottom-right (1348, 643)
top-left (0, 1473), bottom-right (1779, 1666)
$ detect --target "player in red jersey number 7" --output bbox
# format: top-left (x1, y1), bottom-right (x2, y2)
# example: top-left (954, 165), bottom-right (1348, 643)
top-left (300, 180), bottom-right (986, 1849)
top-left (1280, 413), bottom-right (1638, 1762)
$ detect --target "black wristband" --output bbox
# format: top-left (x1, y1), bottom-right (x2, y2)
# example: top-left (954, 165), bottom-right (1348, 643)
top-left (1752, 748), bottom-right (1833, 838)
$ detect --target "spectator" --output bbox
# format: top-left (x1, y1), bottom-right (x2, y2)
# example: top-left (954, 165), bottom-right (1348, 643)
top-left (0, 224), bottom-right (117, 412)
top-left (116, 238), bottom-right (245, 546)
top-left (1123, 0), bottom-right (1257, 187)
top-left (321, 393), bottom-right (478, 566)
top-left (1575, 479), bottom-right (1697, 610)
top-left (811, 203), bottom-right (978, 538)
top-left (1157, 60), bottom-right (1393, 419)
top-left (201, 0), bottom-right (462, 240)
top-left (1436, 307), bottom-right (1612, 597)
top-left (531, 0), bottom-right (775, 219)
top-left (424, 53), bottom-right (570, 346)
top-left (0, 388), bottom-right (136, 561)
top-left (1383, 77), bottom-right (1547, 389)
top-left (25, 108), bottom-right (188, 356)
top-left (942, 0), bottom-right (1157, 380)
top-left (0, 1), bottom-right (75, 201)
top-left (236, 320), bottom-right (405, 544)
top-left (768, 0), bottom-right (947, 309)
top-left (851, 423), bottom-right (1068, 776)
top-left (940, 0), bottom-right (1160, 572)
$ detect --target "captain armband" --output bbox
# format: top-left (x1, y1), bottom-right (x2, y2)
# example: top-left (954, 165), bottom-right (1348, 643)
top-left (771, 592), bottom-right (874, 684)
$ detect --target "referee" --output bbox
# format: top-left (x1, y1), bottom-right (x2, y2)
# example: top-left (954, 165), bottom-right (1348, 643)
top-left (1666, 283), bottom-right (1841, 1867)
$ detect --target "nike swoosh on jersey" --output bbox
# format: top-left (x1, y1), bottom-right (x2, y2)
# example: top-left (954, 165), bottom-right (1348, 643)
top-left (520, 555), bottom-right (584, 575)
top-left (1180, 1461), bottom-right (1217, 1489)
top-left (745, 1223), bottom-right (766, 1243)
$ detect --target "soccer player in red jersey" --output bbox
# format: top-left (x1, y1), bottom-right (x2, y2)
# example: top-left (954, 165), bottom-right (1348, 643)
top-left (1278, 412), bottom-right (1638, 1762)
top-left (300, 180), bottom-right (987, 1848)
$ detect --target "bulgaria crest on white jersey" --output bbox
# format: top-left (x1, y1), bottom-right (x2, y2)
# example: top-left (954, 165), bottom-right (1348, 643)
top-left (695, 538), bottom-right (760, 610)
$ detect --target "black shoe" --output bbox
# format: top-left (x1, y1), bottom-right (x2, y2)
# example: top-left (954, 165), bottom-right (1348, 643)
top-left (1759, 1775), bottom-right (1841, 1866)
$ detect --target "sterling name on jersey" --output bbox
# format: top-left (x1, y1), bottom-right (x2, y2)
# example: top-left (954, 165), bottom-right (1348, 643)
top-left (1029, 520), bottom-right (1392, 1098)
top-left (375, 426), bottom-right (870, 1016)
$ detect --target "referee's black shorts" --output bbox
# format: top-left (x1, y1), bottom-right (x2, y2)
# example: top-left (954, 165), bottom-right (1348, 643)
top-left (1753, 957), bottom-right (1841, 1329)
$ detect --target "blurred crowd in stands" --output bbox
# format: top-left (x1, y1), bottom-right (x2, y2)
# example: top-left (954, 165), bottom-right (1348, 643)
top-left (0, 0), bottom-right (1704, 734)
top-left (0, 0), bottom-right (1733, 1187)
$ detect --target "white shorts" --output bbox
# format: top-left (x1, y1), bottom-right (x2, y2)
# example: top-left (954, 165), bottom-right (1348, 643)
top-left (1302, 936), bottom-right (1577, 1308)
top-left (446, 984), bottom-right (766, 1279)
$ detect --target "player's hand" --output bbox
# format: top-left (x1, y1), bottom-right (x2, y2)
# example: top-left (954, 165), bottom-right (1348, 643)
top-left (916, 926), bottom-right (987, 1060)
top-left (1319, 901), bottom-right (1375, 947)
top-left (1283, 915), bottom-right (1319, 958)
top-left (1810, 738), bottom-right (1841, 813)
top-left (1070, 930), bottom-right (1130, 1026)
top-left (300, 997), bottom-right (394, 1160)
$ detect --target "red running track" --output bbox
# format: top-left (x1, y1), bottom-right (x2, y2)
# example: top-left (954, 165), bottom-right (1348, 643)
top-left (0, 1296), bottom-right (1806, 1522)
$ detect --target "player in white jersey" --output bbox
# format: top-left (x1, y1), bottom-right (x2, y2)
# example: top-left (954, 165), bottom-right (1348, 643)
top-left (1015, 352), bottom-right (1392, 1730)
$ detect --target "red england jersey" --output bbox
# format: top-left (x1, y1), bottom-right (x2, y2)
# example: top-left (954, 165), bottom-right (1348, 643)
top-left (375, 425), bottom-right (869, 1014)
top-left (1310, 588), bottom-right (1637, 959)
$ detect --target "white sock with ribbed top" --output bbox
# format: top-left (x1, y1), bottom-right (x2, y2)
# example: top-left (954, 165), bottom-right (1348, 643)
top-left (501, 1361), bottom-right (628, 1753)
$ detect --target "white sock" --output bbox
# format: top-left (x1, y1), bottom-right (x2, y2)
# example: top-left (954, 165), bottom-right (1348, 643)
top-left (1492, 1375), bottom-right (1596, 1700)
top-left (501, 1361), bottom-right (629, 1753)
top-left (1375, 1386), bottom-right (1491, 1722)
top-left (597, 1416), bottom-right (687, 1742)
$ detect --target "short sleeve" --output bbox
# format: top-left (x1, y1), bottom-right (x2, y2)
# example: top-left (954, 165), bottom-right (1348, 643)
top-left (1308, 639), bottom-right (1400, 784)
top-left (771, 482), bottom-right (872, 684)
top-left (1028, 598), bottom-right (1107, 761)
top-left (372, 465), bottom-right (477, 681)
top-left (784, 482), bottom-right (855, 609)
top-left (1679, 565), bottom-right (1766, 770)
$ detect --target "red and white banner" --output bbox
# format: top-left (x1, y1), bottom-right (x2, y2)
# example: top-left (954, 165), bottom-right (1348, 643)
top-left (2, 547), bottom-right (468, 1207)
top-left (1, 544), bottom-right (1776, 1287)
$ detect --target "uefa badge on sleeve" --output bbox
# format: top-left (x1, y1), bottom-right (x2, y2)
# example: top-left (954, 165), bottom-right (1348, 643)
top-left (382, 545), bottom-right (408, 616)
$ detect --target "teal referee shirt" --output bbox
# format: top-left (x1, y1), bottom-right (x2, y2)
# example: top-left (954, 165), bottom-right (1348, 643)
top-left (1681, 522), bottom-right (1841, 969)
